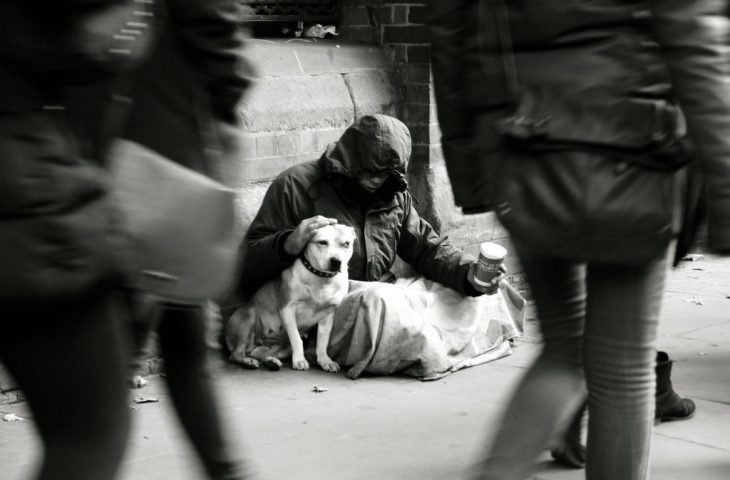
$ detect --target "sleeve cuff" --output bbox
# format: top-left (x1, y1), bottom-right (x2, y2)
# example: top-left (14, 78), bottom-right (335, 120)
top-left (275, 229), bottom-right (298, 264)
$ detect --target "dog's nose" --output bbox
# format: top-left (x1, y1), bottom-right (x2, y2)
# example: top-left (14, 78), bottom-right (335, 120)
top-left (329, 258), bottom-right (342, 271)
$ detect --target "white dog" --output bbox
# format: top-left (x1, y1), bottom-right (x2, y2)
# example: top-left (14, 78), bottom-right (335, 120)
top-left (226, 224), bottom-right (355, 372)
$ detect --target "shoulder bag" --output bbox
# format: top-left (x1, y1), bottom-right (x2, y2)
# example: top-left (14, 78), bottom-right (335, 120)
top-left (106, 91), bottom-right (238, 305)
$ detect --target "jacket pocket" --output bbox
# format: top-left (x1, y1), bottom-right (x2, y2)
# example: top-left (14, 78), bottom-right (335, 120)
top-left (494, 85), bottom-right (690, 170)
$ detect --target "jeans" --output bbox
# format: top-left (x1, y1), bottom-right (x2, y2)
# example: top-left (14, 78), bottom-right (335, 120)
top-left (128, 300), bottom-right (247, 480)
top-left (470, 242), bottom-right (669, 480)
top-left (0, 291), bottom-right (131, 480)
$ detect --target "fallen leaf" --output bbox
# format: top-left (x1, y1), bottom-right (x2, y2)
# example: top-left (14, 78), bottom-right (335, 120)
top-left (312, 385), bottom-right (328, 393)
top-left (2, 413), bottom-right (24, 422)
top-left (133, 396), bottom-right (159, 404)
top-left (699, 352), bottom-right (709, 357)
top-left (682, 297), bottom-right (704, 305)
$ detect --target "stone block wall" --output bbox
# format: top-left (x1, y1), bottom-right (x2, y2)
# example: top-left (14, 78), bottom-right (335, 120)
top-left (215, 39), bottom-right (404, 241)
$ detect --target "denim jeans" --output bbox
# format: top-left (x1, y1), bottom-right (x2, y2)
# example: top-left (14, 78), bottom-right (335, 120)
top-left (126, 300), bottom-right (248, 480)
top-left (470, 243), bottom-right (669, 480)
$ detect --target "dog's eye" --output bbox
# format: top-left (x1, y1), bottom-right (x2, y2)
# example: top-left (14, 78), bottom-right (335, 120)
top-left (317, 240), bottom-right (328, 246)
top-left (341, 241), bottom-right (351, 248)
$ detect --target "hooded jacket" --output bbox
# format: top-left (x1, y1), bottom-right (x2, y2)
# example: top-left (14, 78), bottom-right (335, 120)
top-left (429, 0), bottom-right (730, 253)
top-left (240, 114), bottom-right (476, 298)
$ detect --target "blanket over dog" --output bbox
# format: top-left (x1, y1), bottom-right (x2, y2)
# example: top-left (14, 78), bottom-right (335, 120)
top-left (326, 277), bottom-right (525, 381)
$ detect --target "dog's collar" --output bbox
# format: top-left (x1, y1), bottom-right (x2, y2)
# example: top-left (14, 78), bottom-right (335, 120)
top-left (299, 254), bottom-right (338, 278)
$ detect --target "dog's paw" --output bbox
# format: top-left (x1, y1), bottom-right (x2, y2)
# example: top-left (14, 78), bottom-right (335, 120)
top-left (291, 357), bottom-right (310, 370)
top-left (242, 357), bottom-right (261, 369)
top-left (234, 357), bottom-right (259, 369)
top-left (263, 358), bottom-right (282, 371)
top-left (319, 360), bottom-right (340, 373)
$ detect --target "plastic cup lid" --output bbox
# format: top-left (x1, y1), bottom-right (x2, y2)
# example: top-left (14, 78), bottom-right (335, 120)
top-left (479, 242), bottom-right (507, 260)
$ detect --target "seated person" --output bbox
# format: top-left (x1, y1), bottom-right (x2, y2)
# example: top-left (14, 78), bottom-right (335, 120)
top-left (238, 114), bottom-right (524, 379)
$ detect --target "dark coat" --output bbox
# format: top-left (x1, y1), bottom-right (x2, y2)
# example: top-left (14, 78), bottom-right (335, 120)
top-left (123, 0), bottom-right (255, 173)
top-left (240, 115), bottom-right (476, 298)
top-left (429, 0), bottom-right (730, 253)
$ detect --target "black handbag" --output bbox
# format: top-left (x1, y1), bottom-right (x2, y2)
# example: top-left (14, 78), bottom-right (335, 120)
top-left (486, 0), bottom-right (685, 264)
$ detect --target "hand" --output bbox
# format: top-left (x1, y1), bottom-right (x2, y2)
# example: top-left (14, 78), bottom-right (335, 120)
top-left (467, 262), bottom-right (507, 294)
top-left (283, 216), bottom-right (339, 256)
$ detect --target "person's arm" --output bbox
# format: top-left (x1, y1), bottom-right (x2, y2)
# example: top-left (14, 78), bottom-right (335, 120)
top-left (239, 173), bottom-right (309, 297)
top-left (396, 195), bottom-right (478, 296)
top-left (652, 0), bottom-right (730, 253)
top-left (428, 0), bottom-right (512, 215)
top-left (428, 0), bottom-right (482, 211)
top-left (166, 0), bottom-right (255, 123)
top-left (239, 170), bottom-right (338, 297)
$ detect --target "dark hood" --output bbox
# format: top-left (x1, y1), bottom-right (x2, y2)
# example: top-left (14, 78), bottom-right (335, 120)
top-left (320, 114), bottom-right (412, 178)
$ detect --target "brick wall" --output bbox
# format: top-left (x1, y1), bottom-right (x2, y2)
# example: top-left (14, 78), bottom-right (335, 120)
top-left (339, 2), bottom-right (438, 224)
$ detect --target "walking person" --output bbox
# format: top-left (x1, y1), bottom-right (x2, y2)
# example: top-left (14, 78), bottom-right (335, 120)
top-left (429, 1), bottom-right (730, 479)
top-left (0, 0), bottom-right (156, 477)
top-left (74, 0), bottom-right (256, 478)
top-left (123, 1), bottom-right (254, 478)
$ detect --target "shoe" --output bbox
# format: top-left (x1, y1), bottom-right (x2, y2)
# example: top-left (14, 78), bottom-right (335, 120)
top-left (551, 401), bottom-right (587, 469)
top-left (655, 351), bottom-right (696, 422)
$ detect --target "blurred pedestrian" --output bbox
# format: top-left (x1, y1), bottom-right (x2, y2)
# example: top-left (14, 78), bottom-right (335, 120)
top-left (104, 0), bottom-right (256, 478)
top-left (429, 1), bottom-right (730, 479)
top-left (0, 0), bottom-right (158, 478)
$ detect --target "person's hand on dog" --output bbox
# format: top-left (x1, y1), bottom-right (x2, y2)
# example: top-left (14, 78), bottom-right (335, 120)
top-left (284, 216), bottom-right (339, 256)
top-left (467, 263), bottom-right (507, 295)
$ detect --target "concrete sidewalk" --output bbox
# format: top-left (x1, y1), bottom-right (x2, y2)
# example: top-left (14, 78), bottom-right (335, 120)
top-left (1, 256), bottom-right (729, 480)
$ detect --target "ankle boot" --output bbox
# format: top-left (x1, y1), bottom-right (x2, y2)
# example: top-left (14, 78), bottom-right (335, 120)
top-left (550, 401), bottom-right (587, 468)
top-left (655, 351), bottom-right (696, 422)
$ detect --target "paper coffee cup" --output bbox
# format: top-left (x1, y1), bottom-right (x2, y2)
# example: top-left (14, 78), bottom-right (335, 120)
top-left (473, 242), bottom-right (507, 294)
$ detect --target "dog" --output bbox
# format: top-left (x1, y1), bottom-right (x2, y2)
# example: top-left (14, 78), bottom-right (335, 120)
top-left (226, 224), bottom-right (356, 372)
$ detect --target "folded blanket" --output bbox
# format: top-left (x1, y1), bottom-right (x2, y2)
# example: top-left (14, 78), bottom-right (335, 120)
top-left (327, 277), bottom-right (525, 381)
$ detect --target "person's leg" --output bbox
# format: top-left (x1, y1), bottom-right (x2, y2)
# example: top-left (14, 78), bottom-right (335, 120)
top-left (552, 348), bottom-right (696, 469)
top-left (583, 256), bottom-right (668, 480)
top-left (469, 250), bottom-right (587, 480)
top-left (0, 292), bottom-right (131, 480)
top-left (123, 290), bottom-right (158, 388)
top-left (157, 305), bottom-right (249, 480)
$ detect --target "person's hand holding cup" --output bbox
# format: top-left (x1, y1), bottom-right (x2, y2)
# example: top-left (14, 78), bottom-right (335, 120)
top-left (468, 242), bottom-right (508, 295)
